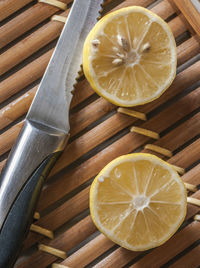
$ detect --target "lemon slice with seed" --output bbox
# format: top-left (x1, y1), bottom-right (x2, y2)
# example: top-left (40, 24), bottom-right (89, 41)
top-left (90, 153), bottom-right (186, 251)
top-left (83, 7), bottom-right (177, 107)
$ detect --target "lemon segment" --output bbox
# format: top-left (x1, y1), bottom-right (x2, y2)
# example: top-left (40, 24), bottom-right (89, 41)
top-left (90, 153), bottom-right (186, 251)
top-left (83, 7), bottom-right (177, 107)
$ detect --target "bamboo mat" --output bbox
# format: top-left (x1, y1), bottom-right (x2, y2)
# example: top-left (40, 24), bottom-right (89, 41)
top-left (0, 0), bottom-right (200, 267)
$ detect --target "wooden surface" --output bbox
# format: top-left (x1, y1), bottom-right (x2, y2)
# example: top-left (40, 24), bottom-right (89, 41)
top-left (173, 0), bottom-right (200, 36)
top-left (0, 0), bottom-right (200, 267)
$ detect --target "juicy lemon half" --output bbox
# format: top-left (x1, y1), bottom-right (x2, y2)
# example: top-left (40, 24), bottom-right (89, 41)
top-left (90, 153), bottom-right (186, 251)
top-left (83, 7), bottom-right (177, 107)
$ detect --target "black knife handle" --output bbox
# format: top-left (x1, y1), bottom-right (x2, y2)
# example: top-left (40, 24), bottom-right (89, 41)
top-left (0, 152), bottom-right (61, 268)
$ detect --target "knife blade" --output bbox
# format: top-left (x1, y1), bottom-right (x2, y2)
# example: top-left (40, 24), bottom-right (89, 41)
top-left (0, 0), bottom-right (104, 267)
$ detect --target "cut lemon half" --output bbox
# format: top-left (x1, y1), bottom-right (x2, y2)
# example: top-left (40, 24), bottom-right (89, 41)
top-left (83, 7), bottom-right (177, 107)
top-left (90, 153), bottom-right (186, 251)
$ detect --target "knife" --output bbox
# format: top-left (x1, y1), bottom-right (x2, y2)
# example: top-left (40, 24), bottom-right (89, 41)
top-left (0, 0), bottom-right (104, 266)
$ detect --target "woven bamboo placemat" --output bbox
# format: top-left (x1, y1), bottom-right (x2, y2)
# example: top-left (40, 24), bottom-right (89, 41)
top-left (0, 0), bottom-right (200, 267)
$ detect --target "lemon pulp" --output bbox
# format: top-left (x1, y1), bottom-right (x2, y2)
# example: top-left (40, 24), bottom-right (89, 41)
top-left (83, 7), bottom-right (177, 107)
top-left (90, 154), bottom-right (186, 251)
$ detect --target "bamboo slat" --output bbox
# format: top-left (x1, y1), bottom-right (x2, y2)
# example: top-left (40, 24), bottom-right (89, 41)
top-left (0, 0), bottom-right (33, 22)
top-left (0, 11), bottom-right (68, 76)
top-left (182, 163), bottom-right (200, 186)
top-left (18, 216), bottom-right (97, 268)
top-left (0, 0), bottom-right (72, 49)
top-left (169, 244), bottom-right (200, 268)
top-left (0, 121), bottom-right (24, 156)
top-left (173, 0), bottom-right (200, 36)
top-left (0, 50), bottom-right (52, 104)
top-left (168, 138), bottom-right (200, 168)
top-left (1, 0), bottom-right (200, 267)
top-left (144, 112), bottom-right (200, 153)
top-left (60, 234), bottom-right (114, 268)
top-left (93, 248), bottom-right (140, 268)
top-left (129, 221), bottom-right (200, 267)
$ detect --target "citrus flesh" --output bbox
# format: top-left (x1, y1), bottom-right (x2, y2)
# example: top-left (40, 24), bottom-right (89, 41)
top-left (83, 7), bottom-right (177, 107)
top-left (90, 154), bottom-right (186, 251)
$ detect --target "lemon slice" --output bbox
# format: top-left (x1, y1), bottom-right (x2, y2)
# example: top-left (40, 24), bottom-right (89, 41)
top-left (90, 153), bottom-right (186, 251)
top-left (83, 7), bottom-right (177, 107)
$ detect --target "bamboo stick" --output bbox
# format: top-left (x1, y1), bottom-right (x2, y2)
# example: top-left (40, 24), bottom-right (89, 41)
top-left (177, 35), bottom-right (200, 66)
top-left (0, 34), bottom-right (198, 130)
top-left (0, 89), bottom-right (36, 129)
top-left (70, 79), bottom-right (94, 108)
top-left (22, 188), bottom-right (90, 251)
top-left (0, 49), bottom-right (53, 104)
top-left (94, 248), bottom-right (140, 268)
top-left (60, 234), bottom-right (114, 268)
top-left (0, 121), bottom-right (24, 156)
top-left (187, 190), bottom-right (200, 219)
top-left (0, 10), bottom-right (69, 76)
top-left (36, 187), bottom-right (89, 230)
top-left (168, 14), bottom-right (187, 37)
top-left (173, 0), bottom-right (200, 36)
top-left (19, 216), bottom-right (96, 268)
top-left (130, 223), bottom-right (200, 268)
top-left (168, 138), bottom-right (200, 168)
top-left (151, 0), bottom-right (174, 19)
top-left (182, 163), bottom-right (200, 186)
top-left (37, 88), bottom-right (200, 212)
top-left (112, 0), bottom-right (154, 10)
top-left (0, 0), bottom-right (72, 49)
top-left (96, 221), bottom-right (200, 268)
top-left (169, 244), bottom-right (200, 268)
top-left (0, 0), bottom-right (33, 22)
top-left (70, 98), bottom-right (115, 137)
top-left (144, 112), bottom-right (200, 153)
